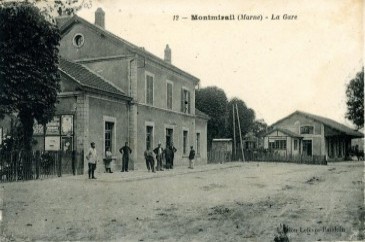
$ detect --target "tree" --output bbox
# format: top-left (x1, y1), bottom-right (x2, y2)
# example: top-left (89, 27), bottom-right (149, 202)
top-left (227, 97), bottom-right (256, 141)
top-left (195, 86), bottom-right (228, 148)
top-left (345, 68), bottom-right (364, 129)
top-left (251, 119), bottom-right (268, 137)
top-left (0, 2), bottom-right (61, 152)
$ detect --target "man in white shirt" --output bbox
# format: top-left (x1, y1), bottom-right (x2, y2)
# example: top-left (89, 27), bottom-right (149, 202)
top-left (86, 142), bottom-right (98, 179)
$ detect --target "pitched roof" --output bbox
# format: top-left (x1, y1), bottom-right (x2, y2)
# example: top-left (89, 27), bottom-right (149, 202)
top-left (59, 15), bottom-right (200, 84)
top-left (264, 128), bottom-right (303, 138)
top-left (271, 110), bottom-right (363, 138)
top-left (195, 109), bottom-right (210, 120)
top-left (59, 57), bottom-right (130, 99)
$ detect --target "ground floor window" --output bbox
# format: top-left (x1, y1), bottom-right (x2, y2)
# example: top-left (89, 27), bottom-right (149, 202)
top-left (269, 140), bottom-right (287, 150)
top-left (105, 122), bottom-right (114, 152)
top-left (146, 126), bottom-right (153, 149)
top-left (183, 130), bottom-right (188, 154)
top-left (196, 133), bottom-right (200, 155)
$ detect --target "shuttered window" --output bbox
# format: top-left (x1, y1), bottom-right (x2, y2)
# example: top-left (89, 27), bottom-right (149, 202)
top-left (146, 75), bottom-right (154, 105)
top-left (167, 82), bottom-right (173, 110)
top-left (181, 88), bottom-right (191, 114)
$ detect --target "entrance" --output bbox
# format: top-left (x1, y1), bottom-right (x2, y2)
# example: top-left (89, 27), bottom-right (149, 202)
top-left (302, 140), bottom-right (312, 156)
top-left (166, 128), bottom-right (173, 147)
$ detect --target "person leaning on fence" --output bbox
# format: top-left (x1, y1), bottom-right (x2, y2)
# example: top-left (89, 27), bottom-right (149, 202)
top-left (119, 142), bottom-right (132, 172)
top-left (104, 147), bottom-right (113, 173)
top-left (86, 142), bottom-right (98, 179)
top-left (188, 146), bottom-right (195, 169)
top-left (144, 146), bottom-right (155, 173)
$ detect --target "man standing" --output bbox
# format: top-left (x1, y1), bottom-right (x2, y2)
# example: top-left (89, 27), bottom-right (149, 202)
top-left (144, 145), bottom-right (155, 172)
top-left (119, 142), bottom-right (132, 172)
top-left (170, 142), bottom-right (177, 169)
top-left (164, 145), bottom-right (172, 169)
top-left (188, 146), bottom-right (195, 169)
top-left (86, 142), bottom-right (98, 179)
top-left (153, 142), bottom-right (164, 171)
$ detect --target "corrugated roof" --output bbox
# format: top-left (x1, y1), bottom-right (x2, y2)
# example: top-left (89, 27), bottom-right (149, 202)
top-left (212, 139), bottom-right (232, 142)
top-left (271, 111), bottom-right (363, 138)
top-left (59, 58), bottom-right (129, 98)
top-left (195, 109), bottom-right (210, 120)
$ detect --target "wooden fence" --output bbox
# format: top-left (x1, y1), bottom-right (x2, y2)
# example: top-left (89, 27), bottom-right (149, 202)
top-left (208, 150), bottom-right (327, 165)
top-left (0, 150), bottom-right (84, 183)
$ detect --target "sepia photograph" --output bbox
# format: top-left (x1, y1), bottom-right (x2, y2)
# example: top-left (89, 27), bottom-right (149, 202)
top-left (0, 0), bottom-right (364, 241)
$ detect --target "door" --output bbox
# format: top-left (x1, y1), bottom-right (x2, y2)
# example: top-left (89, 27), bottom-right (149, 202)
top-left (302, 140), bottom-right (312, 156)
top-left (166, 128), bottom-right (173, 147)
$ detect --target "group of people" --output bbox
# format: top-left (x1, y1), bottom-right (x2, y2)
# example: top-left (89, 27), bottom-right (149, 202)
top-left (86, 141), bottom-right (196, 179)
top-left (144, 142), bottom-right (177, 172)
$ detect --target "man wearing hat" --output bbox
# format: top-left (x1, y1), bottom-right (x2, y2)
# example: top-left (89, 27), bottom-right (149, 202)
top-left (153, 142), bottom-right (164, 171)
top-left (188, 145), bottom-right (195, 169)
top-left (86, 142), bottom-right (98, 179)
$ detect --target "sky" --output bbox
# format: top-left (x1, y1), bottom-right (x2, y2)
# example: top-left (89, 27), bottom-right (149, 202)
top-left (77, 0), bottom-right (363, 126)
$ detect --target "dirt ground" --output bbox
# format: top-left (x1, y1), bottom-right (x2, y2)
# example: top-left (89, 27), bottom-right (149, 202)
top-left (0, 161), bottom-right (363, 241)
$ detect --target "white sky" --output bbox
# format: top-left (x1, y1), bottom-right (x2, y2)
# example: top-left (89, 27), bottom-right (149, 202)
top-left (77, 0), bottom-right (363, 126)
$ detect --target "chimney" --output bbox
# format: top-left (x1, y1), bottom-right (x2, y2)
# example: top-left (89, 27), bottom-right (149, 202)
top-left (95, 8), bottom-right (105, 28)
top-left (55, 15), bottom-right (72, 28)
top-left (164, 44), bottom-right (171, 64)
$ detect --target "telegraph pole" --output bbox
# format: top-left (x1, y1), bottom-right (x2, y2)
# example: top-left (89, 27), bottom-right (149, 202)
top-left (235, 104), bottom-right (245, 161)
top-left (232, 105), bottom-right (237, 160)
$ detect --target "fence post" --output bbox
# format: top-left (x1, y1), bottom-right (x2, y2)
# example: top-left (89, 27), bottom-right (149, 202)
top-left (35, 150), bottom-right (40, 179)
top-left (72, 150), bottom-right (76, 175)
top-left (58, 151), bottom-right (62, 177)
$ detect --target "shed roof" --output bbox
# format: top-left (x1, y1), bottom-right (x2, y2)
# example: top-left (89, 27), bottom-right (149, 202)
top-left (264, 128), bottom-right (303, 138)
top-left (195, 109), bottom-right (210, 120)
top-left (271, 111), bottom-right (363, 138)
top-left (59, 57), bottom-right (130, 99)
top-left (212, 139), bottom-right (232, 142)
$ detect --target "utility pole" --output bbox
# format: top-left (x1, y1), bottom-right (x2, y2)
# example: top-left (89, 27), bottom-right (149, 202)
top-left (232, 105), bottom-right (236, 160)
top-left (235, 104), bottom-right (245, 161)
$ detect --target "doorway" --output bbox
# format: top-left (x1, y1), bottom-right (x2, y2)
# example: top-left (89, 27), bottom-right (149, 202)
top-left (302, 140), bottom-right (312, 156)
top-left (166, 128), bottom-right (173, 147)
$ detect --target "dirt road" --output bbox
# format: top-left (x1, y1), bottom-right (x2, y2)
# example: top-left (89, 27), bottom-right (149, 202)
top-left (1, 161), bottom-right (363, 241)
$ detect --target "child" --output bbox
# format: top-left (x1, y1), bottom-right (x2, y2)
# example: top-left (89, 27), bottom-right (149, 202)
top-left (188, 146), bottom-right (195, 169)
top-left (104, 147), bottom-right (113, 173)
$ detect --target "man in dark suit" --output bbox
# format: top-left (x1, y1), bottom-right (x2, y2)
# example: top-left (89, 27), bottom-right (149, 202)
top-left (164, 145), bottom-right (173, 169)
top-left (170, 142), bottom-right (177, 169)
top-left (153, 142), bottom-right (164, 171)
top-left (119, 142), bottom-right (132, 172)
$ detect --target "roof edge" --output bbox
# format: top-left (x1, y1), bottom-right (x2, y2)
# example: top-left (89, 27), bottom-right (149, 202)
top-left (59, 15), bottom-right (200, 84)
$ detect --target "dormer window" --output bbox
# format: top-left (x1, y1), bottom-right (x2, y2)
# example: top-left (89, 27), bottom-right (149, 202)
top-left (73, 34), bottom-right (84, 47)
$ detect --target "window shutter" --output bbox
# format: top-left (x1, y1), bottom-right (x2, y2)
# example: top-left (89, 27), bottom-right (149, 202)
top-left (181, 89), bottom-right (184, 112)
top-left (187, 91), bottom-right (191, 114)
top-left (150, 77), bottom-right (154, 105)
top-left (146, 76), bottom-right (154, 105)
